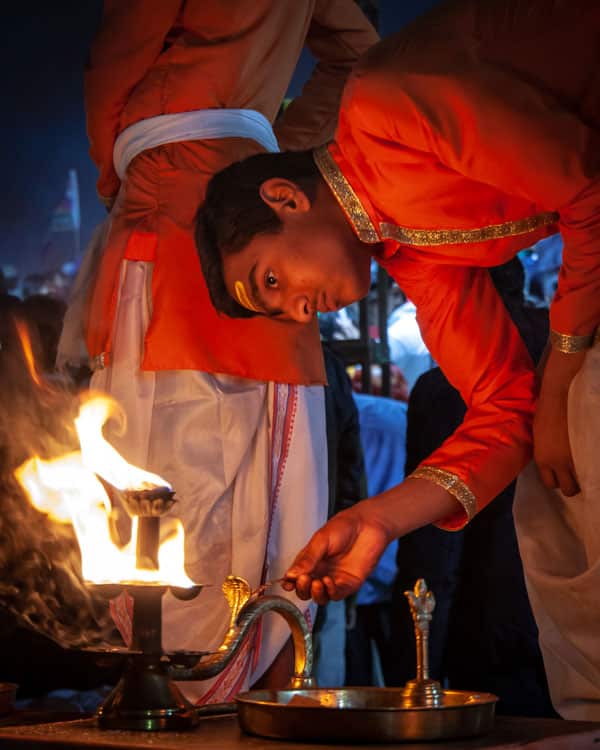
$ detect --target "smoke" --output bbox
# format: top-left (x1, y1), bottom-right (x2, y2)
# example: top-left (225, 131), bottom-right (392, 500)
top-left (0, 302), bottom-right (118, 649)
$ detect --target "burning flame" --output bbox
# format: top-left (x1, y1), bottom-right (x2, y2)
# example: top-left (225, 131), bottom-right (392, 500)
top-left (15, 394), bottom-right (194, 588)
top-left (14, 319), bottom-right (42, 387)
top-left (74, 396), bottom-right (167, 492)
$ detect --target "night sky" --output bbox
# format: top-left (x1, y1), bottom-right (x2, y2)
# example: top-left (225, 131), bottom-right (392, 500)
top-left (1, 2), bottom-right (104, 279)
top-left (0, 1), bottom-right (439, 282)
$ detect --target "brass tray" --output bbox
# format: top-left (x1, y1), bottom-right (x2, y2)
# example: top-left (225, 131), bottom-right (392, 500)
top-left (236, 687), bottom-right (497, 743)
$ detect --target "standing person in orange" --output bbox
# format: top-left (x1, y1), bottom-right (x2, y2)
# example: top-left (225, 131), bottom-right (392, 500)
top-left (58, 1), bottom-right (378, 704)
top-left (195, 0), bottom-right (600, 718)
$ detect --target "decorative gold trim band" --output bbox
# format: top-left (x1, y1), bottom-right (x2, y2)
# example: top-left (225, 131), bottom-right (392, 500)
top-left (313, 146), bottom-right (380, 244)
top-left (410, 466), bottom-right (477, 521)
top-left (379, 211), bottom-right (558, 247)
top-left (550, 329), bottom-right (595, 353)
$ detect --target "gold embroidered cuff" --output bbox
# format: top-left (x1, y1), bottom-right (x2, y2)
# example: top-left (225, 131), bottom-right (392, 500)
top-left (550, 329), bottom-right (595, 354)
top-left (410, 466), bottom-right (477, 522)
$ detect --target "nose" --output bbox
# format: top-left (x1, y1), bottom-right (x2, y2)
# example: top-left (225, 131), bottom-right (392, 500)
top-left (287, 295), bottom-right (315, 324)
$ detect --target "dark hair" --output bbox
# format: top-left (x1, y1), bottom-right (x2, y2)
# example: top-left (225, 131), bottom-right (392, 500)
top-left (195, 149), bottom-right (319, 318)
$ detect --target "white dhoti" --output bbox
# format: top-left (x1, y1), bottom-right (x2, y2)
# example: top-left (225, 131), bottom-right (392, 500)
top-left (514, 341), bottom-right (600, 720)
top-left (59, 110), bottom-right (327, 702)
top-left (91, 261), bottom-right (327, 703)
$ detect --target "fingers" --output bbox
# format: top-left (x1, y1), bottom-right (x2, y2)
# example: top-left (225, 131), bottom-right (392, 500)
top-left (281, 512), bottom-right (367, 604)
top-left (306, 578), bottom-right (329, 606)
top-left (284, 530), bottom-right (330, 582)
top-left (538, 466), bottom-right (557, 490)
top-left (282, 571), bottom-right (357, 604)
top-left (538, 463), bottom-right (580, 497)
top-left (281, 530), bottom-right (336, 604)
top-left (556, 467), bottom-right (580, 497)
top-left (282, 574), bottom-right (333, 603)
top-left (289, 573), bottom-right (317, 601)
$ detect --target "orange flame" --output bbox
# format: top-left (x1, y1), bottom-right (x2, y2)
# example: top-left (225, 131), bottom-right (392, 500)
top-left (15, 394), bottom-right (194, 588)
top-left (15, 319), bottom-right (42, 387)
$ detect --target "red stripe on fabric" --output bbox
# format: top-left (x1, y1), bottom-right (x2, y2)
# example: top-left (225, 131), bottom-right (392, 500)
top-left (109, 590), bottom-right (134, 648)
top-left (195, 626), bottom-right (257, 705)
top-left (262, 385), bottom-right (298, 581)
top-left (272, 385), bottom-right (298, 513)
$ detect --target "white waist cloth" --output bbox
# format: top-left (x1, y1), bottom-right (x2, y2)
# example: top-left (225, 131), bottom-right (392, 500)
top-left (113, 108), bottom-right (279, 179)
top-left (91, 262), bottom-right (325, 703)
top-left (56, 108), bottom-right (279, 372)
top-left (514, 341), bottom-right (600, 720)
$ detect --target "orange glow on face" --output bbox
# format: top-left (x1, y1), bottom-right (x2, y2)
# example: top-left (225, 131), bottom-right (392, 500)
top-left (15, 394), bottom-right (194, 588)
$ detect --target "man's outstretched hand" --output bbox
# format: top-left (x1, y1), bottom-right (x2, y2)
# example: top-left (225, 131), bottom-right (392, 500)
top-left (282, 502), bottom-right (392, 605)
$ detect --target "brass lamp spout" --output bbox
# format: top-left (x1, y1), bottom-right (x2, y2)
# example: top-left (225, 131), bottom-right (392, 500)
top-left (168, 576), bottom-right (315, 689)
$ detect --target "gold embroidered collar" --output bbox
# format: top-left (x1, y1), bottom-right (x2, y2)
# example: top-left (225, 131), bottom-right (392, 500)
top-left (313, 145), bottom-right (558, 249)
top-left (313, 145), bottom-right (380, 244)
top-left (379, 213), bottom-right (559, 247)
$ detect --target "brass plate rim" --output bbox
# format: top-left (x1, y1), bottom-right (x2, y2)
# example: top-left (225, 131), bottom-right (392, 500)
top-left (236, 687), bottom-right (498, 712)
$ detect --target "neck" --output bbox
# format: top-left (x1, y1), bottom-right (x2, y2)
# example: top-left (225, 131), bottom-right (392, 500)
top-left (316, 177), bottom-right (380, 255)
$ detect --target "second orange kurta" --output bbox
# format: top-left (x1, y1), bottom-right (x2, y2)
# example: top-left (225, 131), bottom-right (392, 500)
top-left (84, 0), bottom-right (378, 383)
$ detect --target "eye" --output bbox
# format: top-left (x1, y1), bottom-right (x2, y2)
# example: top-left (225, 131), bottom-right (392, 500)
top-left (265, 270), bottom-right (279, 289)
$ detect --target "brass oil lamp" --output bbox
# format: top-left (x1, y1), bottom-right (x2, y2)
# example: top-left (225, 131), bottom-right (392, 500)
top-left (88, 485), bottom-right (315, 731)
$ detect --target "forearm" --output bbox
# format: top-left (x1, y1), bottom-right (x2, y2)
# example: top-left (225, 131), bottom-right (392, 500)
top-left (539, 346), bottom-right (587, 397)
top-left (356, 477), bottom-right (461, 542)
top-left (275, 0), bottom-right (378, 149)
top-left (534, 342), bottom-right (587, 495)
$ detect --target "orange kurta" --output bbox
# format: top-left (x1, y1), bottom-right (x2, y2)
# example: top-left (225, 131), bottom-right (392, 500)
top-left (316, 0), bottom-right (600, 524)
top-left (84, 0), bottom-right (378, 383)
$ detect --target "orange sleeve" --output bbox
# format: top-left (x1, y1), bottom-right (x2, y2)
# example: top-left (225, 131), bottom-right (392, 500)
top-left (84, 1), bottom-right (182, 202)
top-left (383, 252), bottom-right (537, 529)
top-left (274, 0), bottom-right (378, 151)
top-left (347, 60), bottom-right (600, 337)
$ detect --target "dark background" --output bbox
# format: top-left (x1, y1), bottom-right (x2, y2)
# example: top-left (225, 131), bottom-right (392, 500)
top-left (0, 0), bottom-right (439, 282)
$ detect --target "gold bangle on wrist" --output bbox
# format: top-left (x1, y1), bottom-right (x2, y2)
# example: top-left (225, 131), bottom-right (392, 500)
top-left (410, 466), bottom-right (477, 522)
top-left (550, 330), bottom-right (594, 354)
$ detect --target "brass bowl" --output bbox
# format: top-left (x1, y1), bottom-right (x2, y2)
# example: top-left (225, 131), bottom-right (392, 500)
top-left (236, 687), bottom-right (497, 743)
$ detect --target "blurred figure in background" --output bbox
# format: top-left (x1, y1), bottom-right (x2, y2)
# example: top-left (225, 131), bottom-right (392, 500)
top-left (520, 234), bottom-right (563, 307)
top-left (387, 299), bottom-right (434, 394)
top-left (345, 392), bottom-right (406, 686)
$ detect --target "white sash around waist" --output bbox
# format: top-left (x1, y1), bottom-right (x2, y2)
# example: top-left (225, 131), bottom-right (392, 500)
top-left (113, 108), bottom-right (280, 179)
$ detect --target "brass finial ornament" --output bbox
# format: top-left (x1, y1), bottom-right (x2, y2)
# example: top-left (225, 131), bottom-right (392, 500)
top-left (401, 578), bottom-right (443, 706)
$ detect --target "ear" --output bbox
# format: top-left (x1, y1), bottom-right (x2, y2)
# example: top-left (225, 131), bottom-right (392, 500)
top-left (259, 178), bottom-right (311, 218)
